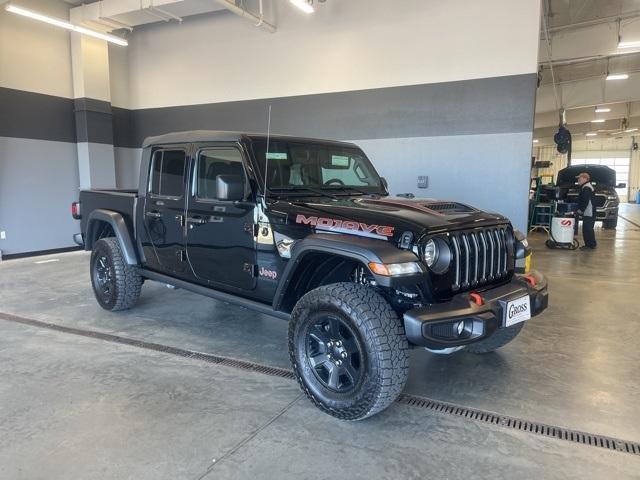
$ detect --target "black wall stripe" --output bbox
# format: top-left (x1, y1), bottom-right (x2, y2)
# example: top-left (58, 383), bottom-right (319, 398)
top-left (0, 87), bottom-right (76, 143)
top-left (73, 98), bottom-right (114, 144)
top-left (2, 73), bottom-right (537, 147)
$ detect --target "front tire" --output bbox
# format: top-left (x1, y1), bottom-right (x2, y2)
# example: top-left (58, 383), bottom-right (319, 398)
top-left (603, 217), bottom-right (618, 229)
top-left (465, 321), bottom-right (525, 354)
top-left (289, 283), bottom-right (409, 420)
top-left (90, 238), bottom-right (142, 311)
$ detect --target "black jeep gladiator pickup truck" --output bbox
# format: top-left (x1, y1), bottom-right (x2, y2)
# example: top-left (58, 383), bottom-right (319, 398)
top-left (72, 130), bottom-right (548, 420)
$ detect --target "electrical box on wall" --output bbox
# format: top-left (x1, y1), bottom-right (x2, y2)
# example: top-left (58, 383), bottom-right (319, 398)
top-left (417, 176), bottom-right (429, 189)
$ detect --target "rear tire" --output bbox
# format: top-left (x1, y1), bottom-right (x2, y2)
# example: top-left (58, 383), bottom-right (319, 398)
top-left (90, 238), bottom-right (142, 311)
top-left (289, 283), bottom-right (409, 420)
top-left (466, 321), bottom-right (525, 354)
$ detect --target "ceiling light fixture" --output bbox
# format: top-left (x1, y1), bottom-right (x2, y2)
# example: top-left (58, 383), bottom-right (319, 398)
top-left (591, 119), bottom-right (605, 123)
top-left (606, 73), bottom-right (629, 80)
top-left (595, 107), bottom-right (611, 113)
top-left (4, 4), bottom-right (128, 46)
top-left (618, 40), bottom-right (640, 49)
top-left (290, 0), bottom-right (314, 14)
top-left (625, 128), bottom-right (638, 133)
top-left (585, 132), bottom-right (598, 137)
top-left (532, 139), bottom-right (539, 143)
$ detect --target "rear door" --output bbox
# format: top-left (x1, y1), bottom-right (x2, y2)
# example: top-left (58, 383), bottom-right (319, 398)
top-left (185, 144), bottom-right (257, 291)
top-left (142, 147), bottom-right (189, 275)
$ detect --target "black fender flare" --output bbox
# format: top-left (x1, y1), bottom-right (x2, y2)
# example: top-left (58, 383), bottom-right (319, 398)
top-left (272, 233), bottom-right (425, 311)
top-left (86, 209), bottom-right (139, 265)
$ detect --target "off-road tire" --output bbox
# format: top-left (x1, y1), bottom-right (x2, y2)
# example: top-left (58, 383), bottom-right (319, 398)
top-left (603, 217), bottom-right (618, 229)
top-left (90, 237), bottom-right (142, 311)
top-left (465, 321), bottom-right (525, 354)
top-left (289, 283), bottom-right (409, 420)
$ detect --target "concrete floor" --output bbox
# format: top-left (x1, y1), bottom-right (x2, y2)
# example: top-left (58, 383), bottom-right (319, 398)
top-left (1, 205), bottom-right (640, 479)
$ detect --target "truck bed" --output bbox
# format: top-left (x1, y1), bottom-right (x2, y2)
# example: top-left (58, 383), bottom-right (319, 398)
top-left (78, 189), bottom-right (139, 241)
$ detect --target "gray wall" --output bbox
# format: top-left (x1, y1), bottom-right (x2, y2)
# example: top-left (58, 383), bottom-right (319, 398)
top-left (0, 0), bottom-right (540, 255)
top-left (0, 137), bottom-right (79, 254)
top-left (110, 74), bottom-right (537, 231)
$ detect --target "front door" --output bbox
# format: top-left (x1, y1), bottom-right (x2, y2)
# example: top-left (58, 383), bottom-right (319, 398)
top-left (143, 148), bottom-right (188, 275)
top-left (185, 145), bottom-right (257, 291)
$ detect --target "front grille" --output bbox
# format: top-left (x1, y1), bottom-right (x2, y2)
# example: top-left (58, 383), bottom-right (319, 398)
top-left (449, 228), bottom-right (511, 292)
top-left (566, 193), bottom-right (607, 208)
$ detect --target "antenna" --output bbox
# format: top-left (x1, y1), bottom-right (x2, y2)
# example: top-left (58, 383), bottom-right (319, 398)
top-left (263, 104), bottom-right (272, 205)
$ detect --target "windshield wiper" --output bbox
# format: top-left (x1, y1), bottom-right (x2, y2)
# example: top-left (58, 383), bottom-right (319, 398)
top-left (270, 186), bottom-right (338, 200)
top-left (324, 186), bottom-right (381, 196)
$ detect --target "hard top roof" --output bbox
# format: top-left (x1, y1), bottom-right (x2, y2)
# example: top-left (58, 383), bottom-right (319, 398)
top-left (142, 130), bottom-right (358, 149)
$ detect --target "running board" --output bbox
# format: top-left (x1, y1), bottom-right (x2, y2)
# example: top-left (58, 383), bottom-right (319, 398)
top-left (140, 269), bottom-right (290, 321)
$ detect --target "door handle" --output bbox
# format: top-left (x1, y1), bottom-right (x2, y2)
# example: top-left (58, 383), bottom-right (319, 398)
top-left (145, 211), bottom-right (161, 218)
top-left (187, 216), bottom-right (207, 225)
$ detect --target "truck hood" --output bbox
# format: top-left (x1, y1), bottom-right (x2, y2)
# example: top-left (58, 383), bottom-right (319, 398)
top-left (270, 196), bottom-right (509, 242)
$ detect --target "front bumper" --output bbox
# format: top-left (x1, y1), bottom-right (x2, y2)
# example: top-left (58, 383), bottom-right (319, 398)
top-left (403, 270), bottom-right (548, 349)
top-left (596, 206), bottom-right (618, 221)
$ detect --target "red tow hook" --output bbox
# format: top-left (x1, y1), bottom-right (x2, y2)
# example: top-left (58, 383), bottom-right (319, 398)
top-left (469, 292), bottom-right (484, 306)
top-left (523, 274), bottom-right (537, 287)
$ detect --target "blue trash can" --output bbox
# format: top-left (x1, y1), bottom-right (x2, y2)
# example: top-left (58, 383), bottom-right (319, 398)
top-left (636, 191), bottom-right (640, 204)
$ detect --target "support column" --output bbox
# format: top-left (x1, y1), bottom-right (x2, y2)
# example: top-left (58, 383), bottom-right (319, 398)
top-left (70, 29), bottom-right (116, 189)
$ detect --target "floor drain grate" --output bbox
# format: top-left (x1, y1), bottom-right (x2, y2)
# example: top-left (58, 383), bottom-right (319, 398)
top-left (397, 394), bottom-right (640, 456)
top-left (2, 311), bottom-right (639, 456)
top-left (0, 312), bottom-right (294, 380)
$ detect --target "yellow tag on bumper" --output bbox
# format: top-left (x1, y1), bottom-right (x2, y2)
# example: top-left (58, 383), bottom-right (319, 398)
top-left (525, 254), bottom-right (532, 274)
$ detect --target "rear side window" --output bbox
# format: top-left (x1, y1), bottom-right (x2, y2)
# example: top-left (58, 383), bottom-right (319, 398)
top-left (149, 150), bottom-right (186, 198)
top-left (196, 148), bottom-right (246, 200)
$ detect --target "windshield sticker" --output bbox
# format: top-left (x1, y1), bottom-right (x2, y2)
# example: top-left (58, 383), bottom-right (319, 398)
top-left (266, 152), bottom-right (287, 160)
top-left (296, 214), bottom-right (395, 237)
top-left (331, 155), bottom-right (350, 167)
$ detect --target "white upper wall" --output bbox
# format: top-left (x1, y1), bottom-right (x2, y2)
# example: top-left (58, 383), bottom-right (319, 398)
top-left (125, 0), bottom-right (542, 110)
top-left (0, 0), bottom-right (74, 98)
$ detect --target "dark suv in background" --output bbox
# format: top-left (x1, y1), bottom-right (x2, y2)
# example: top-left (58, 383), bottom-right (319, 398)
top-left (557, 164), bottom-right (625, 229)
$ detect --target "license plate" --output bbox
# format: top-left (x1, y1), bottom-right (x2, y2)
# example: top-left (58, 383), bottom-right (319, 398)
top-left (505, 295), bottom-right (531, 327)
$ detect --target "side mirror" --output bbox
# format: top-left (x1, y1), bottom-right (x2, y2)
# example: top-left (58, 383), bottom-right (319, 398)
top-left (216, 175), bottom-right (244, 201)
top-left (617, 183), bottom-right (626, 189)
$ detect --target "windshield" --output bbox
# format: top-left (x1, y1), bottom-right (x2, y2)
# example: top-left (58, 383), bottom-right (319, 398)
top-left (251, 140), bottom-right (384, 195)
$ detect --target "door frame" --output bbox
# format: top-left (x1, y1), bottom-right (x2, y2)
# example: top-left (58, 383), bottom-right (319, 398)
top-left (185, 141), bottom-right (258, 291)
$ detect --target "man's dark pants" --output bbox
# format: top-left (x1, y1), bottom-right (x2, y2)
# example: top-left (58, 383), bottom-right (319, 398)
top-left (582, 216), bottom-right (597, 248)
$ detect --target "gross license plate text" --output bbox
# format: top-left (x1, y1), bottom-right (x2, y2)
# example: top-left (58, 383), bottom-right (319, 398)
top-left (505, 295), bottom-right (531, 327)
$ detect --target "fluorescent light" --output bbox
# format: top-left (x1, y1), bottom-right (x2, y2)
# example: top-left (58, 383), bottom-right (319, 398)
top-left (591, 119), bottom-right (605, 123)
top-left (606, 73), bottom-right (629, 80)
top-left (290, 0), bottom-right (314, 13)
top-left (585, 132), bottom-right (598, 137)
top-left (595, 107), bottom-right (611, 113)
top-left (5, 4), bottom-right (128, 46)
top-left (625, 128), bottom-right (638, 133)
top-left (618, 40), bottom-right (640, 49)
top-left (532, 139), bottom-right (539, 143)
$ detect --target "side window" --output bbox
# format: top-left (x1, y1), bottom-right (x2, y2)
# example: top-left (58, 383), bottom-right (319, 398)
top-left (196, 148), bottom-right (246, 200)
top-left (149, 149), bottom-right (186, 198)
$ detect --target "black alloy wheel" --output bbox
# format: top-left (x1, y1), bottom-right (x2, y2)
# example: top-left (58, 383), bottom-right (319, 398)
top-left (90, 237), bottom-right (143, 311)
top-left (305, 314), bottom-right (364, 393)
top-left (93, 253), bottom-right (115, 302)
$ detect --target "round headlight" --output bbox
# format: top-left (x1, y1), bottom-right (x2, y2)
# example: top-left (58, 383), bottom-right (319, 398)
top-left (423, 237), bottom-right (452, 274)
top-left (424, 239), bottom-right (438, 267)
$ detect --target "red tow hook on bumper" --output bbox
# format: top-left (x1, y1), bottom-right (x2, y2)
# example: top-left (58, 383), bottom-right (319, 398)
top-left (469, 292), bottom-right (484, 306)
